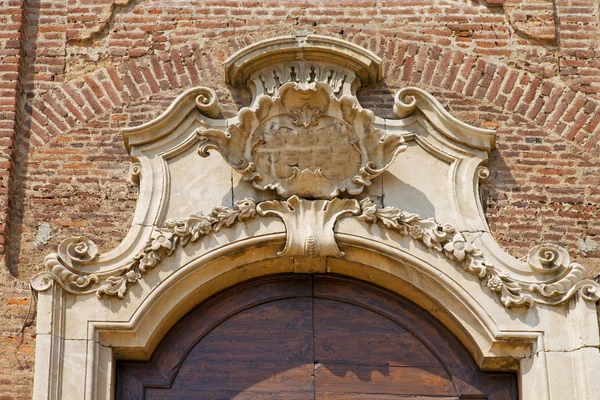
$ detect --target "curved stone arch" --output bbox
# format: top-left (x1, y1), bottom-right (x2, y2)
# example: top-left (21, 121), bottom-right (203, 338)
top-left (32, 223), bottom-right (600, 400)
top-left (116, 273), bottom-right (520, 399)
top-left (100, 240), bottom-right (533, 362)
top-left (28, 34), bottom-right (600, 400)
top-left (81, 237), bottom-right (542, 399)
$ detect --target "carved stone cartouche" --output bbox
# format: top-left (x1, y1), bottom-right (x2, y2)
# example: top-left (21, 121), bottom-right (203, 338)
top-left (197, 81), bottom-right (407, 199)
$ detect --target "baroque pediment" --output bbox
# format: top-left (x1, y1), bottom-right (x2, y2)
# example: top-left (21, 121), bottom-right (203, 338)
top-left (32, 35), bottom-right (599, 310)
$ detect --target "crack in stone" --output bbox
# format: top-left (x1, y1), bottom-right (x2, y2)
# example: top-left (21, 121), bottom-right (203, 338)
top-left (527, 344), bottom-right (600, 359)
top-left (34, 333), bottom-right (113, 348)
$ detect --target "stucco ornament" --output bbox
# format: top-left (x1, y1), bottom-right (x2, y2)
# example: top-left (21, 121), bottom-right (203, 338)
top-left (36, 199), bottom-right (258, 298)
top-left (34, 195), bottom-right (600, 306)
top-left (31, 34), bottom-right (600, 308)
top-left (357, 198), bottom-right (599, 307)
top-left (28, 36), bottom-right (600, 400)
top-left (198, 81), bottom-right (406, 199)
top-left (257, 196), bottom-right (360, 257)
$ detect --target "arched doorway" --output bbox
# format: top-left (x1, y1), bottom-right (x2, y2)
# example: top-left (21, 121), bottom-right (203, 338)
top-left (116, 274), bottom-right (518, 399)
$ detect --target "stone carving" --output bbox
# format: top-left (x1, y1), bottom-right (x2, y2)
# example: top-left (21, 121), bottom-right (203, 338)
top-left (357, 198), bottom-right (600, 307)
top-left (527, 245), bottom-right (599, 301)
top-left (30, 34), bottom-right (599, 307)
top-left (34, 199), bottom-right (257, 298)
top-left (129, 162), bottom-right (141, 184)
top-left (393, 87), bottom-right (496, 150)
top-left (253, 61), bottom-right (352, 98)
top-left (34, 195), bottom-right (600, 307)
top-left (30, 36), bottom-right (600, 400)
top-left (57, 236), bottom-right (99, 265)
top-left (194, 87), bottom-right (221, 118)
top-left (37, 237), bottom-right (101, 293)
top-left (224, 35), bottom-right (382, 93)
top-left (526, 243), bottom-right (569, 273)
top-left (257, 195), bottom-right (360, 257)
top-left (198, 81), bottom-right (406, 199)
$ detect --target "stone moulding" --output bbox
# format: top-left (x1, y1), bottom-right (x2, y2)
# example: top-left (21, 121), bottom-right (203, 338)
top-left (33, 196), bottom-right (600, 308)
top-left (31, 34), bottom-right (600, 310)
top-left (394, 87), bottom-right (496, 150)
top-left (356, 198), bottom-right (599, 308)
top-left (34, 199), bottom-right (258, 298)
top-left (224, 34), bottom-right (383, 89)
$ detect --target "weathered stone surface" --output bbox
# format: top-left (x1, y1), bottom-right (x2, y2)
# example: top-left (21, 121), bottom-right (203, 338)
top-left (26, 35), bottom-right (600, 400)
top-left (3, 2), bottom-right (600, 399)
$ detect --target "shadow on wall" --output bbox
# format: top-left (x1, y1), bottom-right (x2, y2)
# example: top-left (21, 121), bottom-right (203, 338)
top-left (7, 0), bottom-right (41, 277)
top-left (480, 147), bottom-right (519, 234)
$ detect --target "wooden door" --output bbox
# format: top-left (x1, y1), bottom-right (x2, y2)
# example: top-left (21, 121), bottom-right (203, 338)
top-left (116, 274), bottom-right (518, 399)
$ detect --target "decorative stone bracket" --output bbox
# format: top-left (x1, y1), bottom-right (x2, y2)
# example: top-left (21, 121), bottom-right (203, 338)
top-left (256, 196), bottom-right (360, 257)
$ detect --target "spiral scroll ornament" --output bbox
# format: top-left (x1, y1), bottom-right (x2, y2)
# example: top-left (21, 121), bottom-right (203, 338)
top-left (358, 198), bottom-right (600, 308)
top-left (31, 197), bottom-right (600, 308)
top-left (527, 244), bottom-right (569, 274)
top-left (57, 237), bottom-right (99, 266)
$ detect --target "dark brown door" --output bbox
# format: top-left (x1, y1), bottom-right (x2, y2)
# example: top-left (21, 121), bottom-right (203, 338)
top-left (117, 274), bottom-right (518, 399)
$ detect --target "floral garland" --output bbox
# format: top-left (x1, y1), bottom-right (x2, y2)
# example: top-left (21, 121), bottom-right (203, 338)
top-left (358, 198), bottom-right (533, 307)
top-left (96, 199), bottom-right (257, 298)
top-left (37, 196), bottom-right (598, 307)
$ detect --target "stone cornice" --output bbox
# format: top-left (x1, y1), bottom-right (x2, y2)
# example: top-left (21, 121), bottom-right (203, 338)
top-left (224, 34), bottom-right (383, 88)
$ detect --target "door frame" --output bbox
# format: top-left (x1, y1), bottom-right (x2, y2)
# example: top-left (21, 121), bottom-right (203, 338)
top-left (32, 236), bottom-right (600, 399)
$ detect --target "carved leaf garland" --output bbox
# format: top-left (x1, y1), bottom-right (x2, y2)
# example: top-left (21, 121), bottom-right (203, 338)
top-left (357, 198), bottom-right (599, 308)
top-left (35, 199), bottom-right (258, 299)
top-left (33, 197), bottom-right (600, 308)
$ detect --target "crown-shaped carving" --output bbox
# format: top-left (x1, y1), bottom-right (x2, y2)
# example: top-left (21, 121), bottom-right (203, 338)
top-left (225, 35), bottom-right (382, 101)
top-left (197, 81), bottom-right (406, 199)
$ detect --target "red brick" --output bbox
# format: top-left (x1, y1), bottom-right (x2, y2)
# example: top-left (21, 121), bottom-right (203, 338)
top-left (3, 3), bottom-right (600, 397)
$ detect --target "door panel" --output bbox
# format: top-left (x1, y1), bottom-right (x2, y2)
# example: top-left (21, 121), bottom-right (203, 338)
top-left (313, 298), bottom-right (456, 398)
top-left (146, 298), bottom-right (314, 399)
top-left (116, 274), bottom-right (518, 400)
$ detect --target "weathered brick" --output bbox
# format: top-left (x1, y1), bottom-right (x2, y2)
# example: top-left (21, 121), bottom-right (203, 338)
top-left (3, 2), bottom-right (600, 398)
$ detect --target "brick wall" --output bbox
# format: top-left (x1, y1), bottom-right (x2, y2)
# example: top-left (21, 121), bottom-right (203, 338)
top-left (2, 1), bottom-right (600, 398)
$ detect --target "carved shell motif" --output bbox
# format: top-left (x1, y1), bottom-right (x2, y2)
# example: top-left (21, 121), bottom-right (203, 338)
top-left (197, 82), bottom-right (407, 199)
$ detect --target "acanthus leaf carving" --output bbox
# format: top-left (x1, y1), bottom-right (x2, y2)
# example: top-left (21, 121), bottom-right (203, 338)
top-left (257, 195), bottom-right (360, 257)
top-left (29, 37), bottom-right (599, 310)
top-left (197, 81), bottom-right (407, 199)
top-left (32, 199), bottom-right (258, 299)
top-left (32, 195), bottom-right (600, 308)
